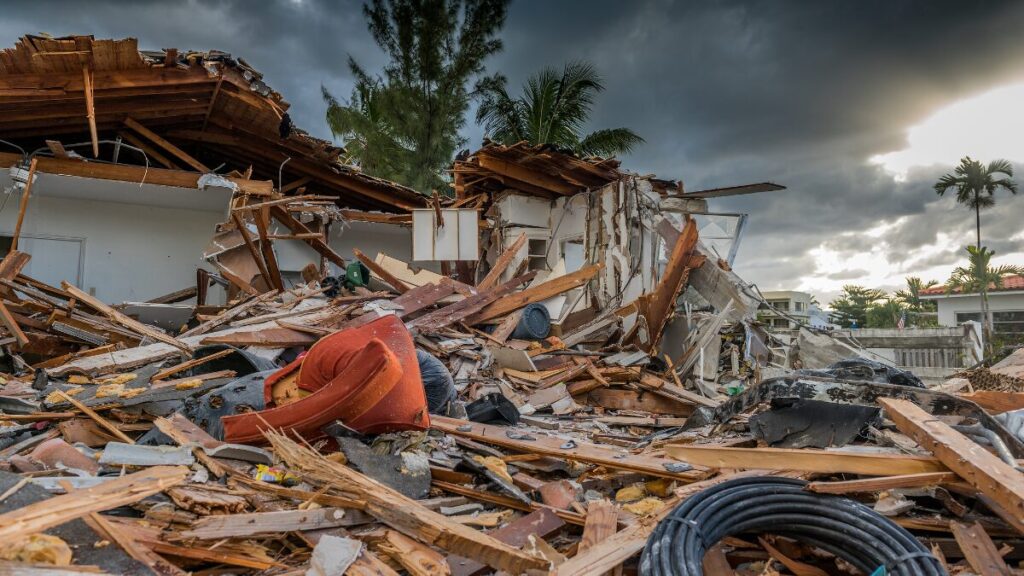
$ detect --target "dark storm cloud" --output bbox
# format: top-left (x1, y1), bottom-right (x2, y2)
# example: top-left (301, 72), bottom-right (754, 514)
top-left (2, 0), bottom-right (1023, 302)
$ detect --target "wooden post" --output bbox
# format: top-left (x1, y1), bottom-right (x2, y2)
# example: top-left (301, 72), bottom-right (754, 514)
top-left (11, 158), bottom-right (38, 252)
top-left (82, 64), bottom-right (99, 158)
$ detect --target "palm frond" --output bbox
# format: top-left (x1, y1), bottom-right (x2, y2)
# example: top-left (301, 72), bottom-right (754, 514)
top-left (576, 128), bottom-right (645, 157)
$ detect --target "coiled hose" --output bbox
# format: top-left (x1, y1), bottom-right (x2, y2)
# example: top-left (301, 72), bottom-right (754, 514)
top-left (640, 476), bottom-right (946, 576)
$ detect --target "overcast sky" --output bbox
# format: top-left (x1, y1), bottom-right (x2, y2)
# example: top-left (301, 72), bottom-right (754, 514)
top-left (3, 0), bottom-right (1024, 305)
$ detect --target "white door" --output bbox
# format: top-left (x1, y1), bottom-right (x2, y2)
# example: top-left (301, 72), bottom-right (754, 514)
top-left (18, 235), bottom-right (84, 288)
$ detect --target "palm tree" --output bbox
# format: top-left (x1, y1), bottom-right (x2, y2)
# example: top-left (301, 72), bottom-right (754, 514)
top-left (934, 157), bottom-right (1017, 250)
top-left (946, 245), bottom-right (1024, 350)
top-left (475, 61), bottom-right (644, 157)
top-left (895, 277), bottom-right (937, 310)
top-left (934, 157), bottom-right (1017, 349)
top-left (894, 276), bottom-right (938, 326)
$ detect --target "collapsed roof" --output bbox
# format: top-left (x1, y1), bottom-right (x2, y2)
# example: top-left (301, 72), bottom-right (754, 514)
top-left (0, 35), bottom-right (425, 211)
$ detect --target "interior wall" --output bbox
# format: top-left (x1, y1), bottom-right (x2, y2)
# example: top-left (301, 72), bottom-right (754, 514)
top-left (0, 194), bottom-right (226, 303)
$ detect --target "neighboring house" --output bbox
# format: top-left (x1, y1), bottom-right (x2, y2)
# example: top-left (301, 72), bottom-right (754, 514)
top-left (919, 274), bottom-right (1024, 341)
top-left (757, 290), bottom-right (814, 330)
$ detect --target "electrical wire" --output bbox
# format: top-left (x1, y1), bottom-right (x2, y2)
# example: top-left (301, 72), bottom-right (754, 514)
top-left (641, 476), bottom-right (946, 576)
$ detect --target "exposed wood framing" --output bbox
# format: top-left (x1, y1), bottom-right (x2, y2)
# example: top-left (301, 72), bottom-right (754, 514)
top-left (879, 397), bottom-right (1024, 524)
top-left (11, 157), bottom-right (38, 252)
top-left (124, 116), bottom-right (209, 172)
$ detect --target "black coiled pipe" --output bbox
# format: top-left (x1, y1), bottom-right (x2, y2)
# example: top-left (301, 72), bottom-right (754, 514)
top-left (640, 476), bottom-right (946, 576)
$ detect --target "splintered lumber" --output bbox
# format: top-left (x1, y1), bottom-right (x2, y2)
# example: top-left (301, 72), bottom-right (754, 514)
top-left (579, 500), bottom-right (618, 554)
top-left (267, 430), bottom-right (549, 575)
top-left (950, 521), bottom-right (1012, 576)
top-left (83, 65), bottom-right (99, 157)
top-left (230, 211), bottom-right (274, 291)
top-left (376, 529), bottom-right (451, 576)
top-left (432, 416), bottom-right (707, 481)
top-left (478, 232), bottom-right (526, 290)
top-left (635, 218), bottom-right (701, 352)
top-left (878, 397), bottom-right (1024, 523)
top-left (664, 445), bottom-right (948, 476)
top-left (180, 289), bottom-right (280, 337)
top-left (432, 480), bottom-right (584, 526)
top-left (179, 508), bottom-right (351, 539)
top-left (0, 250), bottom-right (31, 282)
top-left (253, 206), bottom-right (285, 291)
top-left (960, 391), bottom-right (1024, 414)
top-left (0, 299), bottom-right (28, 347)
top-left (468, 263), bottom-right (604, 324)
top-left (446, 507), bottom-right (566, 576)
top-left (556, 471), bottom-right (763, 575)
top-left (143, 540), bottom-right (283, 570)
top-left (151, 348), bottom-right (234, 381)
top-left (407, 272), bottom-right (537, 332)
top-left (805, 472), bottom-right (959, 494)
top-left (354, 248), bottom-right (411, 294)
top-left (152, 416), bottom-right (225, 478)
top-left (62, 282), bottom-right (190, 352)
top-left (0, 466), bottom-right (188, 541)
top-left (201, 327), bottom-right (316, 347)
top-left (55, 389), bottom-right (134, 444)
top-left (270, 205), bottom-right (346, 267)
top-left (11, 158), bottom-right (38, 252)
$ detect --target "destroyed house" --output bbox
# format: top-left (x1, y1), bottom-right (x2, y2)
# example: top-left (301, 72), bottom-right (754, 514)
top-left (0, 35), bottom-right (425, 304)
top-left (450, 141), bottom-right (784, 343)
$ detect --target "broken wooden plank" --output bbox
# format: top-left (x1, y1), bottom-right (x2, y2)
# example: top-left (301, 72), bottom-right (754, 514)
top-left (142, 540), bottom-right (283, 570)
top-left (201, 327), bottom-right (316, 347)
top-left (433, 416), bottom-right (707, 481)
top-left (664, 445), bottom-right (948, 476)
top-left (62, 282), bottom-right (190, 352)
top-left (468, 264), bottom-right (603, 324)
top-left (179, 508), bottom-right (353, 540)
top-left (83, 64), bottom-right (99, 157)
top-left (478, 232), bottom-right (526, 290)
top-left (253, 206), bottom-right (285, 291)
top-left (268, 430), bottom-right (550, 575)
top-left (950, 521), bottom-right (1012, 576)
top-left (270, 205), bottom-right (346, 267)
top-left (354, 248), bottom-right (412, 294)
top-left (180, 289), bottom-right (279, 337)
top-left (150, 348), bottom-right (234, 381)
top-left (152, 416), bottom-right (225, 478)
top-left (230, 211), bottom-right (275, 291)
top-left (407, 272), bottom-right (537, 333)
top-left (446, 507), bottom-right (566, 576)
top-left (805, 472), bottom-right (959, 494)
top-left (55, 389), bottom-right (134, 444)
top-left (635, 218), bottom-right (701, 352)
top-left (878, 397), bottom-right (1024, 524)
top-left (579, 499), bottom-right (617, 554)
top-left (0, 466), bottom-right (188, 541)
top-left (11, 158), bottom-right (38, 252)
top-left (0, 299), bottom-right (29, 347)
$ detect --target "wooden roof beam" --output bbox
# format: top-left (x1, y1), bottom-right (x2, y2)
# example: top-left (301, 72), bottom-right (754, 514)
top-left (476, 153), bottom-right (578, 195)
top-left (124, 116), bottom-right (209, 172)
top-left (0, 152), bottom-right (272, 196)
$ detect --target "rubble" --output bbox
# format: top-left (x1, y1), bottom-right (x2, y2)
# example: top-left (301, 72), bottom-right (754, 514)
top-left (0, 34), bottom-right (1020, 576)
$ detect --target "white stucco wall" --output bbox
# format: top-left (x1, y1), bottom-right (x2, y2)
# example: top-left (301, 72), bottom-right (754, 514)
top-left (0, 172), bottom-right (230, 303)
top-left (932, 292), bottom-right (1024, 326)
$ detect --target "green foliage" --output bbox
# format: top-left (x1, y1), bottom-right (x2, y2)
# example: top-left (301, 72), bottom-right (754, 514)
top-left (475, 61), bottom-right (644, 157)
top-left (324, 0), bottom-right (509, 192)
top-left (866, 299), bottom-right (904, 329)
top-left (829, 285), bottom-right (887, 328)
top-left (934, 156), bottom-right (1017, 248)
top-left (945, 245), bottom-right (1024, 295)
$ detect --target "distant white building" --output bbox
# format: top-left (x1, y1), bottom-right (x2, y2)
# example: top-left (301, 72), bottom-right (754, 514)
top-left (919, 274), bottom-right (1024, 342)
top-left (758, 290), bottom-right (814, 330)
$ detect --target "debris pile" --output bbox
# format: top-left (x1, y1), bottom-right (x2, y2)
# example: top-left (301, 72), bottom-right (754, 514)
top-left (0, 34), bottom-right (1021, 576)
